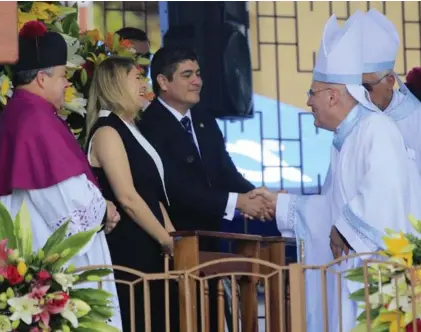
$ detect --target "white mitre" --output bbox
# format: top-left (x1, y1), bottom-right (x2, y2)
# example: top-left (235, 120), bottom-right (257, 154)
top-left (313, 11), bottom-right (363, 85)
top-left (363, 9), bottom-right (399, 73)
top-left (313, 10), bottom-right (375, 110)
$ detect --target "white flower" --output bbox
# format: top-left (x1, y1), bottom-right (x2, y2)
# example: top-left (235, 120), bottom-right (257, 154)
top-left (381, 275), bottom-right (408, 297)
top-left (64, 94), bottom-right (87, 116)
top-left (61, 299), bottom-right (90, 328)
top-left (7, 295), bottom-right (42, 325)
top-left (0, 315), bottom-right (11, 332)
top-left (53, 273), bottom-right (76, 291)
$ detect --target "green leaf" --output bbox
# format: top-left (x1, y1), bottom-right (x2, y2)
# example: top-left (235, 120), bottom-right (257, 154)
top-left (136, 57), bottom-right (151, 66)
top-left (356, 307), bottom-right (381, 322)
top-left (0, 202), bottom-right (17, 249)
top-left (50, 226), bottom-right (101, 269)
top-left (54, 21), bottom-right (64, 33)
top-left (74, 328), bottom-right (98, 332)
top-left (349, 286), bottom-right (378, 302)
top-left (42, 220), bottom-right (69, 256)
top-left (4, 65), bottom-right (12, 80)
top-left (18, 1), bottom-right (33, 13)
top-left (74, 269), bottom-right (112, 285)
top-left (346, 267), bottom-right (390, 284)
top-left (69, 21), bottom-right (81, 39)
top-left (61, 12), bottom-right (79, 38)
top-left (351, 322), bottom-right (389, 332)
top-left (13, 202), bottom-right (32, 261)
top-left (80, 68), bottom-right (88, 86)
top-left (77, 320), bottom-right (120, 332)
top-left (112, 33), bottom-right (121, 51)
top-left (85, 305), bottom-right (114, 321)
top-left (70, 288), bottom-right (113, 304)
top-left (57, 5), bottom-right (77, 18)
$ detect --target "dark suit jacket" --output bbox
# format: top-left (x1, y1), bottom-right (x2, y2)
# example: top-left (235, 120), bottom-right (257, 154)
top-left (138, 99), bottom-right (254, 234)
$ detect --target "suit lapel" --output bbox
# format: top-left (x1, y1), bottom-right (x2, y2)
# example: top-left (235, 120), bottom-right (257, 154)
top-left (191, 111), bottom-right (213, 176)
top-left (153, 100), bottom-right (203, 166)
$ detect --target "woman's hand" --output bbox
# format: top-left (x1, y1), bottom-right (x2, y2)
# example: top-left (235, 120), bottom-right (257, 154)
top-left (104, 200), bottom-right (120, 234)
top-left (159, 234), bottom-right (174, 256)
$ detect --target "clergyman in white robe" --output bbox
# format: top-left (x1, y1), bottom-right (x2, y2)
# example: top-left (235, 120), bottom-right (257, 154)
top-left (256, 11), bottom-right (421, 332)
top-left (362, 9), bottom-right (421, 176)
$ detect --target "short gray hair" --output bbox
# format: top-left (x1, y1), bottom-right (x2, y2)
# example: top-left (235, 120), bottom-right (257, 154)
top-left (374, 69), bottom-right (393, 80)
top-left (13, 67), bottom-right (54, 86)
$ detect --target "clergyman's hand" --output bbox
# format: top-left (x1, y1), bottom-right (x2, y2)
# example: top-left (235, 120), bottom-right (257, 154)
top-left (330, 226), bottom-right (350, 262)
top-left (104, 200), bottom-right (121, 234)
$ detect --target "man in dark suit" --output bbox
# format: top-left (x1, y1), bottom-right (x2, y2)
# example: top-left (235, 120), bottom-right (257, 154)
top-left (139, 46), bottom-right (267, 243)
top-left (139, 46), bottom-right (267, 331)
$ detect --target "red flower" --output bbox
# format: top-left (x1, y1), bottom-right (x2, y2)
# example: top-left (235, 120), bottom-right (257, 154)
top-left (6, 265), bottom-right (23, 285)
top-left (406, 67), bottom-right (421, 87)
top-left (82, 61), bottom-right (94, 78)
top-left (46, 292), bottom-right (69, 314)
top-left (20, 21), bottom-right (48, 38)
top-left (0, 239), bottom-right (12, 277)
top-left (406, 319), bottom-right (421, 331)
top-left (37, 270), bottom-right (51, 282)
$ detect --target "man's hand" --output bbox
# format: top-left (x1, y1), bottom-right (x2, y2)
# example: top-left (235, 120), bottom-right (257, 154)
top-left (237, 193), bottom-right (267, 220)
top-left (104, 200), bottom-right (120, 234)
top-left (330, 226), bottom-right (350, 261)
top-left (249, 187), bottom-right (278, 209)
top-left (238, 187), bottom-right (288, 221)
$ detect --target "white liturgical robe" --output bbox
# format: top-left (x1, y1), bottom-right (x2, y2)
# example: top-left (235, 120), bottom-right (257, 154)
top-left (0, 175), bottom-right (123, 330)
top-left (275, 104), bottom-right (421, 331)
top-left (382, 87), bottom-right (421, 175)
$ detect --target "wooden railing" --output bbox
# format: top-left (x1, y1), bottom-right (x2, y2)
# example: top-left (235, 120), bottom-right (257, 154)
top-left (77, 238), bottom-right (420, 332)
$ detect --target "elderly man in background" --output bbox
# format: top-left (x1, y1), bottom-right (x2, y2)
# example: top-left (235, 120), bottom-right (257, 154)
top-left (362, 9), bottom-right (421, 174)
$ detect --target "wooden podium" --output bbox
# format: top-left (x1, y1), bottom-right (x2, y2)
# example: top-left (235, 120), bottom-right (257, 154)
top-left (171, 230), bottom-right (294, 332)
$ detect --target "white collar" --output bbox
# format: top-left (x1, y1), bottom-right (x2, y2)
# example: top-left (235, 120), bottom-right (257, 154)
top-left (158, 97), bottom-right (192, 122)
top-left (99, 110), bottom-right (112, 118)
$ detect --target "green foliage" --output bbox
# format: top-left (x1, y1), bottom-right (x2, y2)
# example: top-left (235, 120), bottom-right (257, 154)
top-left (406, 233), bottom-right (421, 265)
top-left (349, 286), bottom-right (378, 302)
top-left (0, 203), bottom-right (17, 249)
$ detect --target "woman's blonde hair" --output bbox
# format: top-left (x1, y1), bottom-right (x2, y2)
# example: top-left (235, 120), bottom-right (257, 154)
top-left (86, 56), bottom-right (140, 135)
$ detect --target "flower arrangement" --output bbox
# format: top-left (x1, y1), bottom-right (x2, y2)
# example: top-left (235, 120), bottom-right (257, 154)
top-left (1, 1), bottom-right (154, 145)
top-left (0, 201), bottom-right (118, 332)
top-left (347, 215), bottom-right (421, 332)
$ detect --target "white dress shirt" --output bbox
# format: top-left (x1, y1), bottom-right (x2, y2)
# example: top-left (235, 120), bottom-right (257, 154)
top-left (158, 98), bottom-right (238, 220)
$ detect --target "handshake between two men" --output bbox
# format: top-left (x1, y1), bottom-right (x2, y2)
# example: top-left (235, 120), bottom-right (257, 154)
top-left (236, 187), bottom-right (287, 222)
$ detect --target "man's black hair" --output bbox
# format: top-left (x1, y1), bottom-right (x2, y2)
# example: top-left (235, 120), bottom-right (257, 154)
top-left (116, 27), bottom-right (148, 42)
top-left (151, 46), bottom-right (199, 95)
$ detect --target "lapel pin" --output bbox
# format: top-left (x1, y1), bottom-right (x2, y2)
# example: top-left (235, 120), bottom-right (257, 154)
top-left (200, 123), bottom-right (204, 128)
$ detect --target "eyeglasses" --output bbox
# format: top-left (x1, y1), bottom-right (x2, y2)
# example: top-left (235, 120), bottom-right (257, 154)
top-left (307, 88), bottom-right (331, 98)
top-left (362, 73), bottom-right (390, 92)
